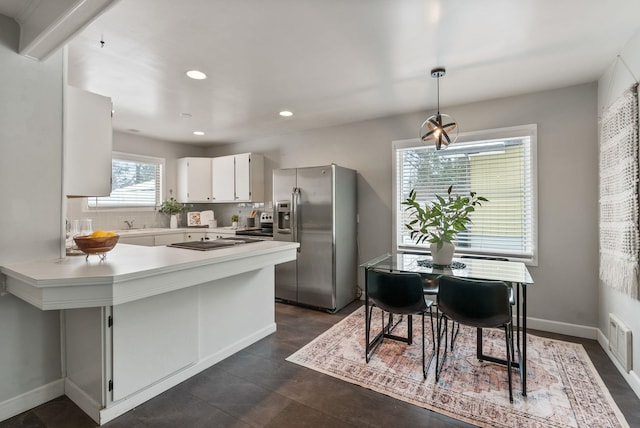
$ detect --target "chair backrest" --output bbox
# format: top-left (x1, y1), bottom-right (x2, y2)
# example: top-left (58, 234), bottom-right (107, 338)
top-left (438, 276), bottom-right (511, 328)
top-left (367, 269), bottom-right (428, 315)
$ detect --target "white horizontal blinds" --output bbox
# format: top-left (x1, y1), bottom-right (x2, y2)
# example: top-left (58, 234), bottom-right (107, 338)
top-left (88, 154), bottom-right (163, 208)
top-left (397, 134), bottom-right (534, 259)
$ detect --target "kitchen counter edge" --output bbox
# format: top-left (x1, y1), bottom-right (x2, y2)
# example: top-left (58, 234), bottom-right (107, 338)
top-left (0, 241), bottom-right (298, 310)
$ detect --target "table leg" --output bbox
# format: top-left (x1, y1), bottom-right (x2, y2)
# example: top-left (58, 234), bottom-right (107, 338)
top-left (364, 268), bottom-right (371, 361)
top-left (522, 283), bottom-right (527, 396)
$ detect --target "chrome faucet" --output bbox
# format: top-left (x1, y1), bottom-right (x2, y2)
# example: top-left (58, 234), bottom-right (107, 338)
top-left (124, 220), bottom-right (135, 229)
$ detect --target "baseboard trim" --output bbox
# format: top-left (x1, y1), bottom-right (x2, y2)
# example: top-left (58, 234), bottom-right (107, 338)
top-left (523, 316), bottom-right (598, 339)
top-left (64, 378), bottom-right (101, 424)
top-left (597, 329), bottom-right (640, 400)
top-left (0, 379), bottom-right (64, 423)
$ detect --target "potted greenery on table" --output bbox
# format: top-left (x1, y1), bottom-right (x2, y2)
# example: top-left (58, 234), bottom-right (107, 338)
top-left (159, 197), bottom-right (186, 229)
top-left (402, 185), bottom-right (487, 266)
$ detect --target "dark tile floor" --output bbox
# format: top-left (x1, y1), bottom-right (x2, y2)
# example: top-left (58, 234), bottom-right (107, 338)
top-left (2, 301), bottom-right (639, 427)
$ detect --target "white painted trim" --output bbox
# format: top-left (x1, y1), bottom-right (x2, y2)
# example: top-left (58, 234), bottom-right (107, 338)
top-left (524, 316), bottom-right (598, 339)
top-left (19, 0), bottom-right (120, 61)
top-left (597, 329), bottom-right (640, 400)
top-left (64, 378), bottom-right (101, 424)
top-left (95, 323), bottom-right (276, 425)
top-left (0, 379), bottom-right (64, 422)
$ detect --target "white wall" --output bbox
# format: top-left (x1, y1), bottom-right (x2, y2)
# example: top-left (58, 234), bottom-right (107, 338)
top-left (597, 27), bottom-right (640, 388)
top-left (209, 83), bottom-right (599, 330)
top-left (0, 15), bottom-right (63, 403)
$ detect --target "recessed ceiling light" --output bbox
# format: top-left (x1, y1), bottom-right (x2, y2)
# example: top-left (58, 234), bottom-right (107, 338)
top-left (186, 70), bottom-right (207, 80)
top-left (279, 111), bottom-right (293, 117)
top-left (193, 131), bottom-right (205, 136)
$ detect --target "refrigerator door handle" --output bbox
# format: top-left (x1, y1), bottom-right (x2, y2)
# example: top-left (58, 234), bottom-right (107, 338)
top-left (292, 187), bottom-right (301, 251)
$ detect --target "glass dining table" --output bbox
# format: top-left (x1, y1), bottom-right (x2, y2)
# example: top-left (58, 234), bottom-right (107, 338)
top-left (361, 252), bottom-right (534, 396)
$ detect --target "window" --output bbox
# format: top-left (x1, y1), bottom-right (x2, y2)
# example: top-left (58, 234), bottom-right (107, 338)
top-left (88, 152), bottom-right (164, 209)
top-left (393, 124), bottom-right (537, 264)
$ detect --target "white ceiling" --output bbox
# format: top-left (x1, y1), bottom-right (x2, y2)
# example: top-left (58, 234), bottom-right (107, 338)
top-left (3, 0), bottom-right (640, 145)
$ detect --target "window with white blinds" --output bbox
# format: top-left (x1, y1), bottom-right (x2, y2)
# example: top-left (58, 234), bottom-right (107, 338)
top-left (393, 124), bottom-right (537, 263)
top-left (88, 152), bottom-right (164, 209)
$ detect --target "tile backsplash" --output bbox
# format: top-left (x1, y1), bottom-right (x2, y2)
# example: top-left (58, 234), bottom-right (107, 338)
top-left (66, 198), bottom-right (270, 232)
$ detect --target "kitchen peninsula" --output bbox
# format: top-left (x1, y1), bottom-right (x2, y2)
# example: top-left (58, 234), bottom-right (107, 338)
top-left (0, 241), bottom-right (298, 425)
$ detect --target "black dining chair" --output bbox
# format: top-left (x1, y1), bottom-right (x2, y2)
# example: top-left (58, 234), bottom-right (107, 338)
top-left (365, 269), bottom-right (435, 378)
top-left (435, 275), bottom-right (514, 402)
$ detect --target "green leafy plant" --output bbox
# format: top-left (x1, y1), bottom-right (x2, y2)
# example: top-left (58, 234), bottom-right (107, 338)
top-left (158, 198), bottom-right (186, 215)
top-left (402, 185), bottom-right (487, 250)
top-left (231, 214), bottom-right (240, 222)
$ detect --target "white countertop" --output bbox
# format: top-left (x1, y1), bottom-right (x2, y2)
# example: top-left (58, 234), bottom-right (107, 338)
top-left (1, 241), bottom-right (298, 310)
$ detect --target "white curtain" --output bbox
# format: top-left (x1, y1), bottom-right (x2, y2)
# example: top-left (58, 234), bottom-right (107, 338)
top-left (599, 84), bottom-right (640, 299)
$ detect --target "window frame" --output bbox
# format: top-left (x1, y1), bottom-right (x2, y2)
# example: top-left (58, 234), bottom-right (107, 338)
top-left (392, 124), bottom-right (538, 265)
top-left (85, 151), bottom-right (165, 212)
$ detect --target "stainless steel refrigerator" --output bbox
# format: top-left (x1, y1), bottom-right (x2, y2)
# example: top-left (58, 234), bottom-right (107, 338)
top-left (273, 164), bottom-right (357, 312)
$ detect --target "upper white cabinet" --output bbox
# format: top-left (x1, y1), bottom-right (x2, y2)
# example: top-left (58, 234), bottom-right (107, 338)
top-left (176, 157), bottom-right (213, 202)
top-left (211, 155), bottom-right (235, 201)
top-left (178, 153), bottom-right (264, 203)
top-left (212, 153), bottom-right (264, 202)
top-left (64, 86), bottom-right (113, 197)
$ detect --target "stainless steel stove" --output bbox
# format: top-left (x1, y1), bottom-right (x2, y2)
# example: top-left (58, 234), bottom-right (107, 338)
top-left (236, 212), bottom-right (273, 238)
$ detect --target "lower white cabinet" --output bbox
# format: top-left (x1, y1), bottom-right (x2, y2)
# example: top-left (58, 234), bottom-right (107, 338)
top-left (153, 233), bottom-right (186, 246)
top-left (62, 266), bottom-right (277, 425)
top-left (206, 230), bottom-right (236, 239)
top-left (185, 232), bottom-right (206, 241)
top-left (119, 235), bottom-right (155, 246)
top-left (112, 288), bottom-right (198, 400)
top-left (120, 233), bottom-right (186, 247)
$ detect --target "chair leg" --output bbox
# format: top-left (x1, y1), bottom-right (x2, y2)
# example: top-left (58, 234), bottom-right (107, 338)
top-left (435, 308), bottom-right (441, 382)
top-left (435, 310), bottom-right (449, 382)
top-left (421, 313), bottom-right (426, 379)
top-left (365, 303), bottom-right (373, 362)
top-left (505, 324), bottom-right (513, 403)
top-left (423, 306), bottom-right (436, 377)
top-left (450, 321), bottom-right (460, 351)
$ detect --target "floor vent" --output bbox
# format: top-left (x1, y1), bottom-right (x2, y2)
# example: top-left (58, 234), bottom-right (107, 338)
top-left (609, 313), bottom-right (632, 372)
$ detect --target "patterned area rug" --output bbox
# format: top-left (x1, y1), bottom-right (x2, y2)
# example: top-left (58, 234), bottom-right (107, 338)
top-left (287, 307), bottom-right (629, 428)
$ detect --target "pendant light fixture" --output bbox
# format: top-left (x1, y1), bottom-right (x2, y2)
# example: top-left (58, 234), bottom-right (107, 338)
top-left (420, 67), bottom-right (458, 150)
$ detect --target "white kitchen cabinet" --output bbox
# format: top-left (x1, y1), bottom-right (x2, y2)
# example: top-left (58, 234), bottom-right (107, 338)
top-left (153, 233), bottom-right (185, 246)
top-left (119, 235), bottom-right (155, 246)
top-left (211, 155), bottom-right (236, 201)
top-left (185, 231), bottom-right (206, 241)
top-left (176, 157), bottom-right (213, 203)
top-left (112, 287), bottom-right (198, 400)
top-left (64, 85), bottom-right (113, 197)
top-left (212, 153), bottom-right (264, 202)
top-left (206, 230), bottom-right (237, 239)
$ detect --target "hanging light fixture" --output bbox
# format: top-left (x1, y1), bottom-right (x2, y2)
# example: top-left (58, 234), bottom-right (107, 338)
top-left (420, 67), bottom-right (458, 150)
